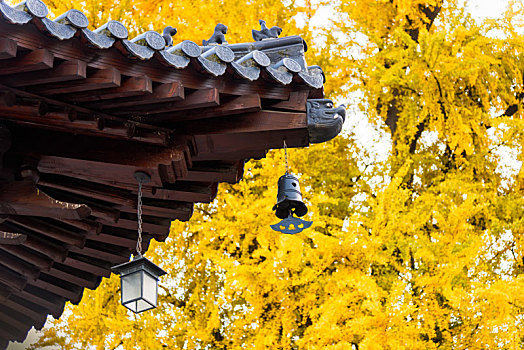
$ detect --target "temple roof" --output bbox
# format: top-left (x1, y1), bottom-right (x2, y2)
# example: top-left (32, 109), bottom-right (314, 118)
top-left (0, 0), bottom-right (344, 347)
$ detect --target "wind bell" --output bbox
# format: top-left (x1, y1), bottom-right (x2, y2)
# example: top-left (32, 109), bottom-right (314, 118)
top-left (270, 141), bottom-right (313, 234)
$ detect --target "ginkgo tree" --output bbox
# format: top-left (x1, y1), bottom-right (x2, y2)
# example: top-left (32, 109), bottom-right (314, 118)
top-left (31, 0), bottom-right (524, 349)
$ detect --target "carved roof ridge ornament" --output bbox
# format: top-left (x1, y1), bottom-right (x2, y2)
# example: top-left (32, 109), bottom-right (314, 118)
top-left (306, 99), bottom-right (346, 143)
top-left (162, 26), bottom-right (177, 47)
top-left (252, 19), bottom-right (282, 41)
top-left (202, 23), bottom-right (228, 46)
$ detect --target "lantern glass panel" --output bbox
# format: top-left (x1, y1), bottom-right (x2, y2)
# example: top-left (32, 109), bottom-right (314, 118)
top-left (143, 271), bottom-right (158, 306)
top-left (136, 299), bottom-right (154, 313)
top-left (121, 271), bottom-right (141, 304)
top-left (124, 299), bottom-right (155, 313)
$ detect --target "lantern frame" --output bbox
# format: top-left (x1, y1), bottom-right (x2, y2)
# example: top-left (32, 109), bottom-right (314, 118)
top-left (111, 255), bottom-right (166, 313)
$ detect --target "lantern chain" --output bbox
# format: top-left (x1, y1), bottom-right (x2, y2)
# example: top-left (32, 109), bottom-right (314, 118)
top-left (283, 140), bottom-right (290, 174)
top-left (136, 180), bottom-right (143, 256)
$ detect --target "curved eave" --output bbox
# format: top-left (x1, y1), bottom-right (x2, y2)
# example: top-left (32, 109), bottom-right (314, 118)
top-left (0, 1), bottom-right (346, 347)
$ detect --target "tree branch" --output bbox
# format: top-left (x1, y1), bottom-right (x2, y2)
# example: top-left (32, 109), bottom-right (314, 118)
top-left (385, 3), bottom-right (443, 140)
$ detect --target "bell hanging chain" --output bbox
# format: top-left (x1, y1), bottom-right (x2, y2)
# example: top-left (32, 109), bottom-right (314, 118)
top-left (283, 139), bottom-right (290, 174)
top-left (136, 180), bottom-right (143, 256)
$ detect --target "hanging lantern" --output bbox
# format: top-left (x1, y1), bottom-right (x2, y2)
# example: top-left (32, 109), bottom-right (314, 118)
top-left (270, 141), bottom-right (313, 234)
top-left (111, 255), bottom-right (166, 313)
top-left (111, 171), bottom-right (166, 313)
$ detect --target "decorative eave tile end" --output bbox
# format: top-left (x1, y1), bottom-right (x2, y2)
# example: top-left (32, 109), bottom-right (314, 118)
top-left (306, 99), bottom-right (346, 144)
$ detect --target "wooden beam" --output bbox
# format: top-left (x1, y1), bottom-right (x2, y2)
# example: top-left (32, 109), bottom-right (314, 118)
top-left (63, 256), bottom-right (110, 277)
top-left (28, 278), bottom-right (82, 304)
top-left (109, 88), bottom-right (219, 115)
top-left (47, 266), bottom-right (100, 289)
top-left (101, 218), bottom-right (171, 238)
top-left (0, 38), bottom-right (17, 60)
top-left (117, 201), bottom-right (194, 220)
top-left (0, 308), bottom-right (33, 332)
top-left (0, 319), bottom-right (26, 342)
top-left (0, 264), bottom-right (26, 291)
top-left (0, 222), bottom-right (68, 262)
top-left (150, 182), bottom-right (218, 203)
top-left (177, 110), bottom-right (306, 134)
top-left (0, 49), bottom-right (53, 76)
top-left (0, 180), bottom-right (91, 220)
top-left (12, 128), bottom-right (188, 185)
top-left (3, 114), bottom-right (169, 146)
top-left (0, 245), bottom-right (53, 271)
top-left (80, 81), bottom-right (182, 107)
top-left (153, 94), bottom-right (261, 123)
top-left (85, 231), bottom-right (139, 249)
top-left (267, 91), bottom-right (308, 112)
top-left (2, 298), bottom-right (47, 329)
top-left (20, 284), bottom-right (66, 318)
top-left (32, 140), bottom-right (192, 187)
top-left (1, 59), bottom-right (87, 87)
top-left (0, 250), bottom-right (40, 280)
top-left (63, 75), bottom-right (153, 103)
top-left (192, 149), bottom-right (267, 161)
top-left (37, 156), bottom-right (166, 189)
top-left (0, 83), bottom-right (173, 145)
top-left (0, 231), bottom-right (26, 245)
top-left (22, 235), bottom-right (68, 263)
top-left (30, 67), bottom-right (121, 95)
top-left (35, 149), bottom-right (239, 193)
top-left (0, 90), bottom-right (15, 107)
top-left (35, 187), bottom-right (120, 223)
top-left (7, 216), bottom-right (86, 248)
top-left (60, 218), bottom-right (102, 234)
top-left (14, 97), bottom-right (48, 115)
top-left (193, 128), bottom-right (309, 155)
top-left (38, 177), bottom-right (136, 208)
top-left (67, 244), bottom-right (129, 264)
top-left (184, 161), bottom-right (244, 183)
top-left (0, 103), bottom-right (49, 121)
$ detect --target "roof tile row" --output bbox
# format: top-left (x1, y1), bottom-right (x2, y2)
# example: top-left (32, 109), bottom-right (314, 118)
top-left (0, 0), bottom-right (324, 87)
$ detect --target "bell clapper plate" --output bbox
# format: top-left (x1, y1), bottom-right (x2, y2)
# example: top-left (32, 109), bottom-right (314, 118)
top-left (270, 214), bottom-right (313, 234)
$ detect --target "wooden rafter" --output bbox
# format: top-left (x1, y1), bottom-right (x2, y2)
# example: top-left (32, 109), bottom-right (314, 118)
top-left (0, 180), bottom-right (91, 219)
